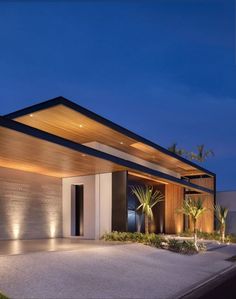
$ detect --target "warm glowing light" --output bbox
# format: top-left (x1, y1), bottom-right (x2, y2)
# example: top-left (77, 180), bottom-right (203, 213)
top-left (82, 154), bottom-right (86, 157)
top-left (30, 114), bottom-right (33, 117)
top-left (79, 124), bottom-right (83, 128)
top-left (176, 225), bottom-right (182, 234)
top-left (13, 223), bottom-right (20, 239)
top-left (119, 141), bottom-right (124, 145)
top-left (50, 223), bottom-right (56, 238)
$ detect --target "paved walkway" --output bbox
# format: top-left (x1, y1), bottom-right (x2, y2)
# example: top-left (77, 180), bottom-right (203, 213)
top-left (0, 238), bottom-right (117, 256)
top-left (0, 240), bottom-right (236, 299)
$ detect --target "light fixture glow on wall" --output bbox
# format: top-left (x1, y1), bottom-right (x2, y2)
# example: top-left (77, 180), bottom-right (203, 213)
top-left (50, 223), bottom-right (56, 238)
top-left (12, 223), bottom-right (20, 239)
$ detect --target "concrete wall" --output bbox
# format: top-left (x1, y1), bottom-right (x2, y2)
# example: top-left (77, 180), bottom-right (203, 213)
top-left (0, 167), bottom-right (62, 240)
top-left (217, 191), bottom-right (236, 234)
top-left (95, 173), bottom-right (112, 238)
top-left (62, 173), bottom-right (112, 239)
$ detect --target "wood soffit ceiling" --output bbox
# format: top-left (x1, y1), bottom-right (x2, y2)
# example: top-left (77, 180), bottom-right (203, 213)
top-left (0, 124), bottom-right (212, 194)
top-left (13, 104), bottom-right (209, 177)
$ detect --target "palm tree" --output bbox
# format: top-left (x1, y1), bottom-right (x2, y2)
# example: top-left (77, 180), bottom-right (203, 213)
top-left (168, 142), bottom-right (186, 156)
top-left (189, 144), bottom-right (214, 162)
top-left (130, 185), bottom-right (164, 234)
top-left (179, 197), bottom-right (206, 250)
top-left (214, 204), bottom-right (228, 243)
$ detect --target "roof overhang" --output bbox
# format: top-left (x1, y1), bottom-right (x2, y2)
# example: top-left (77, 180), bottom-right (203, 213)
top-left (4, 96), bottom-right (215, 178)
top-left (0, 116), bottom-right (214, 194)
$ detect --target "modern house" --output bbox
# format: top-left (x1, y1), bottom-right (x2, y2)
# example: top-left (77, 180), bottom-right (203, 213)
top-left (0, 97), bottom-right (216, 240)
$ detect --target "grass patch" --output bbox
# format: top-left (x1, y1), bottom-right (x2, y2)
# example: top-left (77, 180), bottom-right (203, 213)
top-left (103, 231), bottom-right (206, 254)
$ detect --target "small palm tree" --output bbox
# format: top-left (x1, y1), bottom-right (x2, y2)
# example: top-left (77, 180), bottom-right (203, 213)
top-left (189, 144), bottom-right (214, 162)
top-left (214, 205), bottom-right (228, 243)
top-left (130, 185), bottom-right (164, 234)
top-left (168, 142), bottom-right (186, 156)
top-left (180, 197), bottom-right (206, 250)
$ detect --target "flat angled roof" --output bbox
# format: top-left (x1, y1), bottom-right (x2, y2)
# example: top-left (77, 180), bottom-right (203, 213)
top-left (0, 116), bottom-right (213, 194)
top-left (4, 96), bottom-right (215, 178)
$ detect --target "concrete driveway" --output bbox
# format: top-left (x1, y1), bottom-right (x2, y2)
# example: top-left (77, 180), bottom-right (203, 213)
top-left (0, 241), bottom-right (236, 299)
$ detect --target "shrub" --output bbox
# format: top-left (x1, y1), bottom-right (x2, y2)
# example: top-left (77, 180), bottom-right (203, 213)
top-left (102, 232), bottom-right (206, 254)
top-left (102, 231), bottom-right (165, 247)
top-left (168, 239), bottom-right (206, 254)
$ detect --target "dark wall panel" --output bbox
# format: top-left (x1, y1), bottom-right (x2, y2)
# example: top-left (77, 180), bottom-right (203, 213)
top-left (112, 171), bottom-right (128, 232)
top-left (152, 185), bottom-right (165, 234)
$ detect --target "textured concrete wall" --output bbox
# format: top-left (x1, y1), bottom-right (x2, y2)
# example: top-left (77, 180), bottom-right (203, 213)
top-left (95, 173), bottom-right (112, 238)
top-left (0, 167), bottom-right (62, 240)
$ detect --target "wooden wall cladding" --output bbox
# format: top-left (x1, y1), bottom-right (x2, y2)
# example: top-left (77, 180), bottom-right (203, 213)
top-left (165, 184), bottom-right (184, 234)
top-left (188, 177), bottom-right (215, 233)
top-left (189, 177), bottom-right (214, 191)
top-left (189, 194), bottom-right (214, 233)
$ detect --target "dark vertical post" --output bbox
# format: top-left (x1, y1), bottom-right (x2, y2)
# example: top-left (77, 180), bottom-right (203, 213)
top-left (112, 171), bottom-right (128, 232)
top-left (75, 185), bottom-right (84, 236)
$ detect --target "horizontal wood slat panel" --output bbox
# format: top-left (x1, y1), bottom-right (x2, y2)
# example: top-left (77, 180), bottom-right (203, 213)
top-left (190, 177), bottom-right (214, 190)
top-left (0, 126), bottom-right (124, 177)
top-left (188, 194), bottom-right (214, 233)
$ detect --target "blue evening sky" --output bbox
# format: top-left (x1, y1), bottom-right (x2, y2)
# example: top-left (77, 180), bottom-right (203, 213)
top-left (0, 0), bottom-right (235, 191)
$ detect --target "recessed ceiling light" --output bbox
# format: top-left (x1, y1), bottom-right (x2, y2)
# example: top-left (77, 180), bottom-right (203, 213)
top-left (79, 124), bottom-right (83, 128)
top-left (30, 114), bottom-right (33, 117)
top-left (120, 141), bottom-right (124, 145)
top-left (82, 154), bottom-right (86, 157)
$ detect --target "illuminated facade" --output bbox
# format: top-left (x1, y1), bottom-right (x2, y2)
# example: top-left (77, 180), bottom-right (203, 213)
top-left (0, 97), bottom-right (216, 240)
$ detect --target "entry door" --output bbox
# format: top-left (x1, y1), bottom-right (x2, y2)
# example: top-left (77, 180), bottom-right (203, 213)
top-left (71, 185), bottom-right (84, 236)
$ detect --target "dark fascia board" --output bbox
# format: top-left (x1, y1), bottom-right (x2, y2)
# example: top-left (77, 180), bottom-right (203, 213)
top-left (0, 116), bottom-right (214, 195)
top-left (184, 174), bottom-right (212, 179)
top-left (4, 96), bottom-right (215, 178)
top-left (217, 190), bottom-right (236, 193)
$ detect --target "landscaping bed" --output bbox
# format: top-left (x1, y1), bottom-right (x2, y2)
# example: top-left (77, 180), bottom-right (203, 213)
top-left (178, 231), bottom-right (236, 243)
top-left (103, 231), bottom-right (206, 254)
